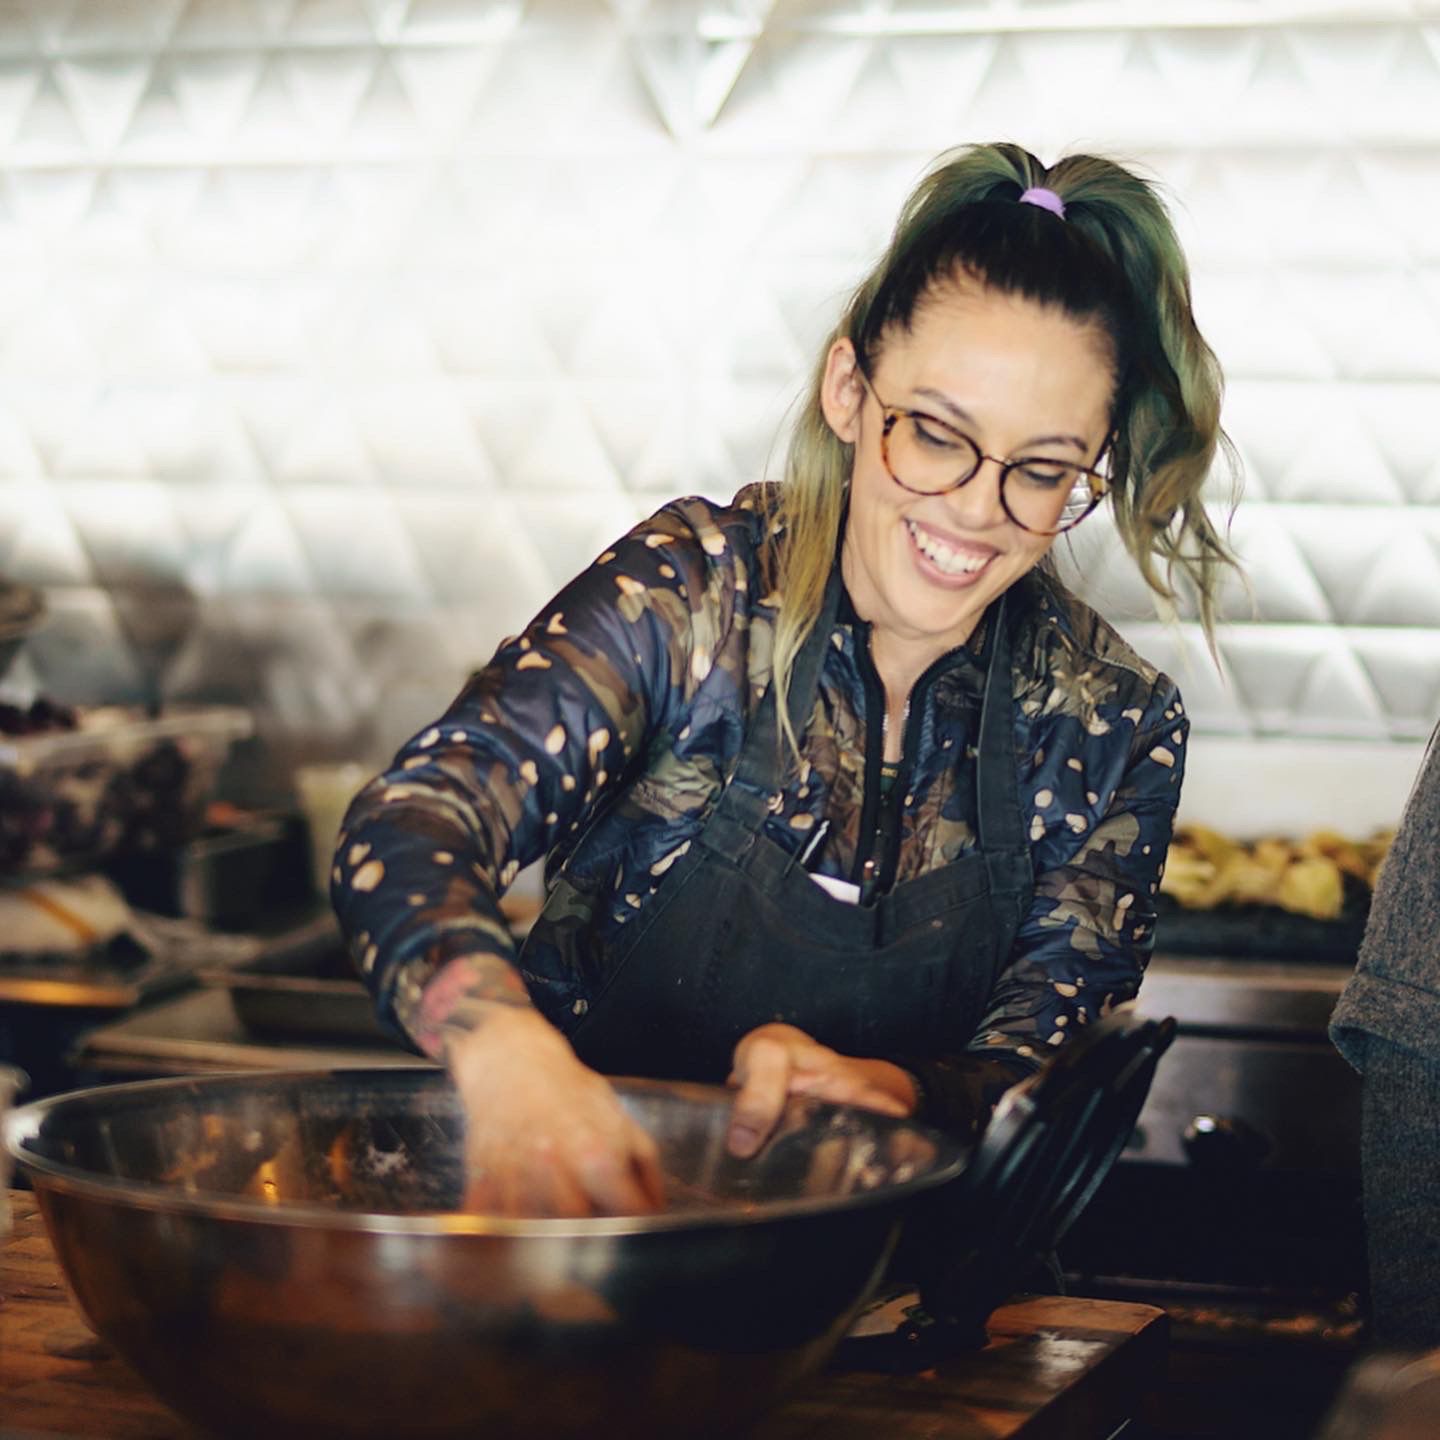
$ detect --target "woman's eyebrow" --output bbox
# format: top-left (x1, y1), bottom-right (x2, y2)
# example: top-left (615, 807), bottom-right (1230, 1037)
top-left (911, 387), bottom-right (1088, 452)
top-left (1025, 433), bottom-right (1089, 453)
top-left (912, 387), bottom-right (976, 427)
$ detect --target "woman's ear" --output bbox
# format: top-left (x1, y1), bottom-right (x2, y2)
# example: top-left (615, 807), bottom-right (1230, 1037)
top-left (819, 338), bottom-right (865, 445)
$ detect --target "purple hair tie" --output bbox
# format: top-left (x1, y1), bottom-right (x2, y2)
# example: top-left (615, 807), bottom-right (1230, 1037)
top-left (1018, 185), bottom-right (1066, 220)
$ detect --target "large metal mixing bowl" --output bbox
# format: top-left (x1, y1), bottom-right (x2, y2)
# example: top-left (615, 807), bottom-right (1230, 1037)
top-left (4, 1067), bottom-right (968, 1440)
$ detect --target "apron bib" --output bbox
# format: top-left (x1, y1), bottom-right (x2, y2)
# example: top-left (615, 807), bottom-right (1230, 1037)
top-left (523, 579), bottom-right (1034, 1083)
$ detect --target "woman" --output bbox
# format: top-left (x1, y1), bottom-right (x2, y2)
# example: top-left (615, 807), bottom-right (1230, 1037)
top-left (334, 141), bottom-right (1234, 1217)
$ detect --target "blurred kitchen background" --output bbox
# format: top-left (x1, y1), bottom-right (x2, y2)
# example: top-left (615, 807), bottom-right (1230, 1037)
top-left (0, 0), bottom-right (1437, 828)
top-left (2, 4), bottom-right (1438, 1435)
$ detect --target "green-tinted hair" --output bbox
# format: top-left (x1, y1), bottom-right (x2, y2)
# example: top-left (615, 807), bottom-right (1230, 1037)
top-left (760, 141), bottom-right (1238, 754)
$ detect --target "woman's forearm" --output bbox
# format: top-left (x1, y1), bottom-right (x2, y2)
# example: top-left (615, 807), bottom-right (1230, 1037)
top-left (400, 950), bottom-right (541, 1061)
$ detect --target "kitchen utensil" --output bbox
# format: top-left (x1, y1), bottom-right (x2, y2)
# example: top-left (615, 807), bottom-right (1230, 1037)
top-left (921, 1008), bottom-right (1175, 1331)
top-left (4, 1067), bottom-right (968, 1440)
top-left (839, 1008), bottom-right (1177, 1368)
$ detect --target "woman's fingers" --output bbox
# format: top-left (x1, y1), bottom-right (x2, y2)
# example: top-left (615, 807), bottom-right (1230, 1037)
top-left (785, 1067), bottom-right (909, 1114)
top-left (794, 1071), bottom-right (904, 1111)
top-left (466, 1125), bottom-right (660, 1219)
top-left (628, 1121), bottom-right (669, 1210)
top-left (573, 1147), bottom-right (663, 1216)
top-left (464, 1132), bottom-right (594, 1218)
top-left (561, 1102), bottom-right (666, 1215)
top-left (449, 1014), bottom-right (668, 1218)
top-left (727, 1033), bottom-right (795, 1156)
top-left (727, 1027), bottom-right (916, 1157)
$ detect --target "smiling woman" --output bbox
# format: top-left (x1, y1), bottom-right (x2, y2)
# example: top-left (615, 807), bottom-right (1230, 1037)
top-left (829, 284), bottom-right (1117, 717)
top-left (331, 141), bottom-right (1238, 1221)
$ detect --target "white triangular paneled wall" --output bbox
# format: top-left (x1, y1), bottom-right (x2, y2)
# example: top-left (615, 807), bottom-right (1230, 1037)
top-left (1, 0), bottom-right (1437, 822)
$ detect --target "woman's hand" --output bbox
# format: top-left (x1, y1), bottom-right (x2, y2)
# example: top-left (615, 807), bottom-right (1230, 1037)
top-left (725, 1023), bottom-right (918, 1158)
top-left (445, 1008), bottom-right (666, 1218)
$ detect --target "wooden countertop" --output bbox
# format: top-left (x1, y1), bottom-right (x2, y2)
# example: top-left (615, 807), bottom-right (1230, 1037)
top-left (1, 1190), bottom-right (1166, 1439)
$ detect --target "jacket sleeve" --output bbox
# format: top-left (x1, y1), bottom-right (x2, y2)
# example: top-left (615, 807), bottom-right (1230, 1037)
top-left (1331, 733), bottom-right (1440, 1071)
top-left (907, 680), bottom-right (1187, 1139)
top-left (331, 502), bottom-right (735, 1058)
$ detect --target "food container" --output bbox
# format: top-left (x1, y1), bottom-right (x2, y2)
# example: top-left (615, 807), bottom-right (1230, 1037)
top-left (107, 810), bottom-right (313, 926)
top-left (0, 706), bottom-right (254, 876)
top-left (295, 760), bottom-right (371, 896)
top-left (3, 1068), bottom-right (969, 1440)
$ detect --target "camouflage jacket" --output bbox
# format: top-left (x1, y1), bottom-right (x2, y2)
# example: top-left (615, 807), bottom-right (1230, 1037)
top-left (335, 486), bottom-right (1188, 1121)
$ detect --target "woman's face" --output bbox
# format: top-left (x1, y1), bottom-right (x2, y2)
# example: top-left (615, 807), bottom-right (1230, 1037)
top-left (825, 279), bottom-right (1115, 665)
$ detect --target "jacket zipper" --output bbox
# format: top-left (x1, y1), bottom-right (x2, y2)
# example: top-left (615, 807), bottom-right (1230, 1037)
top-left (853, 622), bottom-right (939, 901)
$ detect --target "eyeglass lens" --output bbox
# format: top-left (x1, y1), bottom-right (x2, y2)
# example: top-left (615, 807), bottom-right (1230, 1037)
top-left (885, 412), bottom-right (1098, 534)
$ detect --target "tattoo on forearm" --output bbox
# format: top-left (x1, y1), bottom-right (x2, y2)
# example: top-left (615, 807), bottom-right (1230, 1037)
top-left (401, 951), bottom-right (535, 1058)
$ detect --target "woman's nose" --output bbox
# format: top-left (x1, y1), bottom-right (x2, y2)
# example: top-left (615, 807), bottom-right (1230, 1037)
top-left (943, 456), bottom-right (1009, 528)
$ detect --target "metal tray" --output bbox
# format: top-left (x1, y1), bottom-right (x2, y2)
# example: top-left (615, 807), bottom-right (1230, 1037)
top-left (197, 911), bottom-right (388, 1042)
top-left (198, 900), bottom-right (542, 1043)
top-left (1152, 887), bottom-right (1367, 964)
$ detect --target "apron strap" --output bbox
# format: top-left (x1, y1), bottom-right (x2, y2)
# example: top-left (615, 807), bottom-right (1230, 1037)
top-left (974, 589), bottom-right (1025, 855)
top-left (708, 571), bottom-right (842, 847)
top-left (712, 572), bottom-right (1023, 861)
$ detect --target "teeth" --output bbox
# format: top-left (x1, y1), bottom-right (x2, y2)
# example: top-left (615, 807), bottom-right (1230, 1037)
top-left (907, 520), bottom-right (989, 577)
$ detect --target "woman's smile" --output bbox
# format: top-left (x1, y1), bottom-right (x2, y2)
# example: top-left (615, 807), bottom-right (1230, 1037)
top-left (903, 516), bottom-right (999, 584)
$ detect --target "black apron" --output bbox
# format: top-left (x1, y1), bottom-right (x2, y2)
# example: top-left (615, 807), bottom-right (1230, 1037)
top-left (528, 579), bottom-right (1034, 1084)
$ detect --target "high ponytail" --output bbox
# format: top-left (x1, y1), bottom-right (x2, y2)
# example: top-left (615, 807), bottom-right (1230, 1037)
top-left (1044, 152), bottom-right (1238, 641)
top-left (761, 141), bottom-right (1238, 755)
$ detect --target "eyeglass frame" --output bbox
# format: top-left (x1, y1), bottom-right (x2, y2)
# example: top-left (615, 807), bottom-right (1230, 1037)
top-left (854, 366), bottom-right (1113, 537)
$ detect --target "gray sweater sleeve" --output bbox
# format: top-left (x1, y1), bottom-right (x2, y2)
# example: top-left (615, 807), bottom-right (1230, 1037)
top-left (1331, 733), bottom-right (1440, 1348)
top-left (1331, 734), bottom-right (1440, 1070)
top-left (1361, 1035), bottom-right (1440, 1349)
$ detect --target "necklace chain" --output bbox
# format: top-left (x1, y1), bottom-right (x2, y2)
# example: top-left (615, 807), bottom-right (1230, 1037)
top-left (880, 697), bottom-right (912, 747)
top-left (870, 631), bottom-right (910, 752)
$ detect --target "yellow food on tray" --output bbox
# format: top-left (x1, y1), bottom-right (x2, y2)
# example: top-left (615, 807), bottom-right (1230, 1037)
top-left (1274, 856), bottom-right (1346, 922)
top-left (1160, 824), bottom-right (1395, 921)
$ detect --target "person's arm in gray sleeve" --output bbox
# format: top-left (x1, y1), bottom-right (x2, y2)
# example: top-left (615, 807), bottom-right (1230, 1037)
top-left (1361, 1033), bottom-right (1440, 1349)
top-left (1331, 731), bottom-right (1440, 1346)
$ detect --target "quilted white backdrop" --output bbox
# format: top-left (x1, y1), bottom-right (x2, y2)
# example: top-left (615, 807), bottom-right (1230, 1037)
top-left (0, 0), bottom-right (1436, 832)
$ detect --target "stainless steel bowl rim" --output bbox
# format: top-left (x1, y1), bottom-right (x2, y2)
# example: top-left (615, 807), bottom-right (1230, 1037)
top-left (2, 1068), bottom-right (968, 1238)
